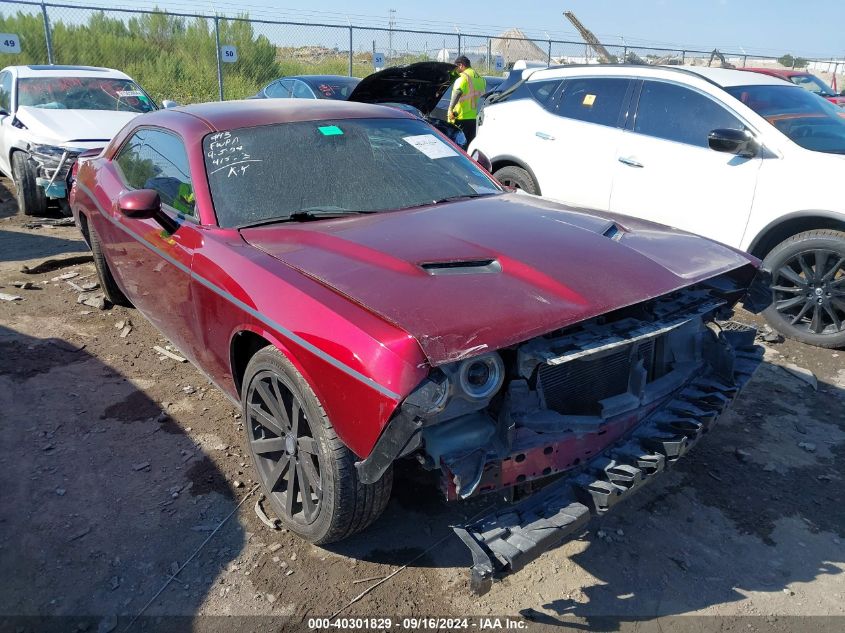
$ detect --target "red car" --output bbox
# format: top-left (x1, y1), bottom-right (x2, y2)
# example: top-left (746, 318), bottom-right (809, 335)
top-left (70, 100), bottom-right (768, 592)
top-left (740, 67), bottom-right (845, 107)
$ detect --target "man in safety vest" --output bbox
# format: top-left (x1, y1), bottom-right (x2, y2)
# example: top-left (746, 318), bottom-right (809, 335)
top-left (447, 55), bottom-right (486, 145)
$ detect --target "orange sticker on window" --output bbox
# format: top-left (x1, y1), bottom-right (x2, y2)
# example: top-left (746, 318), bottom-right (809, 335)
top-left (583, 94), bottom-right (596, 106)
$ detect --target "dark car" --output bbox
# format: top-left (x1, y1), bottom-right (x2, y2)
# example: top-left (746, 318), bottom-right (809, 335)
top-left (70, 99), bottom-right (767, 592)
top-left (251, 75), bottom-right (361, 100)
top-left (348, 62), bottom-right (470, 147)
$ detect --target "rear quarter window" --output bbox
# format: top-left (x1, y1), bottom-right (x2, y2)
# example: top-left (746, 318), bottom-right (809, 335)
top-left (506, 79), bottom-right (564, 112)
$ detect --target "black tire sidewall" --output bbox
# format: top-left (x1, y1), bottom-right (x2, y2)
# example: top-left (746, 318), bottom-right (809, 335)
top-left (762, 231), bottom-right (845, 348)
top-left (493, 166), bottom-right (539, 195)
top-left (11, 152), bottom-right (47, 217)
top-left (241, 348), bottom-right (341, 543)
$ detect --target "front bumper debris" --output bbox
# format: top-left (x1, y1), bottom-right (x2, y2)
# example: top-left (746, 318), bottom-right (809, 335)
top-left (454, 324), bottom-right (762, 595)
top-left (29, 146), bottom-right (82, 200)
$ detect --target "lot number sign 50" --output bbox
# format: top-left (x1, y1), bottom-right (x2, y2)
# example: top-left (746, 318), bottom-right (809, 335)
top-left (221, 45), bottom-right (238, 63)
top-left (0, 34), bottom-right (21, 54)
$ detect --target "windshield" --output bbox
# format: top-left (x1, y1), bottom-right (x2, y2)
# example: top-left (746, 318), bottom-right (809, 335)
top-left (309, 78), bottom-right (360, 100)
top-left (204, 117), bottom-right (501, 227)
top-left (726, 84), bottom-right (845, 154)
top-left (17, 77), bottom-right (156, 112)
top-left (789, 74), bottom-right (835, 97)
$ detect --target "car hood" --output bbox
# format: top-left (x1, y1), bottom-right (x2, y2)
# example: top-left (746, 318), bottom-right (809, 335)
top-left (241, 194), bottom-right (756, 365)
top-left (14, 106), bottom-right (142, 145)
top-left (347, 62), bottom-right (456, 115)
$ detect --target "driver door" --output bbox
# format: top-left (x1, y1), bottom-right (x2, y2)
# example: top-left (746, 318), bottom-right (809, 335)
top-left (106, 128), bottom-right (203, 361)
top-left (609, 80), bottom-right (762, 248)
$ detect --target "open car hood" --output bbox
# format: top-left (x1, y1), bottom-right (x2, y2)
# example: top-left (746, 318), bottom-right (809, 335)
top-left (347, 62), bottom-right (456, 115)
top-left (241, 194), bottom-right (757, 365)
top-left (15, 106), bottom-right (140, 145)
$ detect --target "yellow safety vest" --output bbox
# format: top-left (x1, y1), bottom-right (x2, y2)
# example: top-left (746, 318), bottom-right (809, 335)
top-left (452, 68), bottom-right (486, 120)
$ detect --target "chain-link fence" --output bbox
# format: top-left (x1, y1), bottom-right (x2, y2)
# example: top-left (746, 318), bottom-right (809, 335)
top-left (1, 0), bottom-right (843, 105)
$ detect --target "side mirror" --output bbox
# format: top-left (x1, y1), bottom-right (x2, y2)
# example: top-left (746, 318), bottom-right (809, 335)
top-left (119, 189), bottom-right (180, 233)
top-left (708, 128), bottom-right (759, 158)
top-left (119, 189), bottom-right (161, 219)
top-left (471, 149), bottom-right (493, 172)
top-left (161, 100), bottom-right (180, 109)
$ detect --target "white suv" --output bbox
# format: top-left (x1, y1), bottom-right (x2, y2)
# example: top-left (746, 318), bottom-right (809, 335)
top-left (469, 65), bottom-right (845, 348)
top-left (0, 65), bottom-right (157, 216)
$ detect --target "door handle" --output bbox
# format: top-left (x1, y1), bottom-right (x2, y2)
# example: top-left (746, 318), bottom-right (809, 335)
top-left (535, 131), bottom-right (555, 141)
top-left (618, 156), bottom-right (644, 168)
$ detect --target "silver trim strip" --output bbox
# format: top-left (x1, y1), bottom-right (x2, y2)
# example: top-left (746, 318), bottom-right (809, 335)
top-left (77, 182), bottom-right (401, 401)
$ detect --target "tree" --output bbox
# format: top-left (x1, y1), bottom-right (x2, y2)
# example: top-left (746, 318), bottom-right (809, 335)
top-left (778, 53), bottom-right (809, 69)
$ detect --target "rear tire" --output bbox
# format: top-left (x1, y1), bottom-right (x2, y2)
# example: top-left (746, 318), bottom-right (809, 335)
top-left (11, 152), bottom-right (47, 217)
top-left (493, 165), bottom-right (539, 195)
top-left (762, 229), bottom-right (845, 349)
top-left (89, 223), bottom-right (130, 307)
top-left (242, 347), bottom-right (392, 544)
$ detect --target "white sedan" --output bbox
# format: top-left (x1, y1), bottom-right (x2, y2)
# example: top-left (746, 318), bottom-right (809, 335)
top-left (0, 64), bottom-right (157, 216)
top-left (470, 65), bottom-right (845, 348)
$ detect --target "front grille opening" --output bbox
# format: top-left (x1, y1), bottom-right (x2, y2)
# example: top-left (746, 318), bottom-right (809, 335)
top-left (539, 338), bottom-right (662, 416)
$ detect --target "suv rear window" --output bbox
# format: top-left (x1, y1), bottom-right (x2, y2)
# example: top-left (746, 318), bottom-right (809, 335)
top-left (556, 77), bottom-right (631, 128)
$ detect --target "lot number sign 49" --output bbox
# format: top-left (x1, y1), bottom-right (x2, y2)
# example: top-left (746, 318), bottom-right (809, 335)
top-left (0, 34), bottom-right (21, 54)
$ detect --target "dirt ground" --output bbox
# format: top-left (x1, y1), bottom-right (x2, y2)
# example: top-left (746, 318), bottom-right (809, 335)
top-left (0, 178), bottom-right (843, 633)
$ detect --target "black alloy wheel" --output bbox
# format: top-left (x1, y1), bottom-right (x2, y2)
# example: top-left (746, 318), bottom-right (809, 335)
top-left (763, 229), bottom-right (845, 348)
top-left (246, 369), bottom-right (323, 525)
top-left (771, 248), bottom-right (844, 335)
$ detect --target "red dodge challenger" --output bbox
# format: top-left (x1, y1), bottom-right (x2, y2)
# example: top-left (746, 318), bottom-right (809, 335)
top-left (70, 99), bottom-right (769, 592)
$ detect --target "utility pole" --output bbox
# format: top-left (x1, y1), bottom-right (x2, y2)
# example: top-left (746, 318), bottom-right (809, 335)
top-left (388, 8), bottom-right (396, 61)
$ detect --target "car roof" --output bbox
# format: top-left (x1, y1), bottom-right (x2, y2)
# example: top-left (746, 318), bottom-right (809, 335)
top-left (7, 65), bottom-right (132, 79)
top-left (529, 63), bottom-right (791, 89)
top-left (740, 67), bottom-right (807, 78)
top-left (288, 75), bottom-right (360, 83)
top-left (157, 98), bottom-right (410, 132)
top-left (682, 66), bottom-right (794, 87)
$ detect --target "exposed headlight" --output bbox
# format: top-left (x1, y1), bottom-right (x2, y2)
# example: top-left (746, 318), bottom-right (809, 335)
top-left (28, 143), bottom-right (83, 166)
top-left (457, 353), bottom-right (504, 399)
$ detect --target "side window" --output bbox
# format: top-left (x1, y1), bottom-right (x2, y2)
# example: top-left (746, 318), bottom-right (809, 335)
top-left (634, 81), bottom-right (744, 147)
top-left (556, 78), bottom-right (631, 127)
top-left (504, 79), bottom-right (563, 112)
top-left (115, 129), bottom-right (195, 216)
top-left (291, 80), bottom-right (315, 99)
top-left (279, 80), bottom-right (296, 98)
top-left (264, 80), bottom-right (288, 98)
top-left (0, 72), bottom-right (11, 112)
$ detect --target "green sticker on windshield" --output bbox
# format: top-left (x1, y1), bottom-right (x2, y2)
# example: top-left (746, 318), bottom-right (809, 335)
top-left (318, 125), bottom-right (344, 136)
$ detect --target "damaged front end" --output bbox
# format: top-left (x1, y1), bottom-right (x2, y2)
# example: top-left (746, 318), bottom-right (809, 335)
top-left (356, 269), bottom-right (767, 593)
top-left (28, 143), bottom-right (85, 199)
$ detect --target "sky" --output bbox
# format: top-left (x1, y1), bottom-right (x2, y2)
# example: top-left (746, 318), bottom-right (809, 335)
top-left (11, 0), bottom-right (845, 59)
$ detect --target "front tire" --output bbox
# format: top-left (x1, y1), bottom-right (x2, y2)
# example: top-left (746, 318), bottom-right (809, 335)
top-left (762, 229), bottom-right (845, 349)
top-left (493, 165), bottom-right (539, 195)
top-left (242, 347), bottom-right (392, 544)
top-left (11, 152), bottom-right (47, 217)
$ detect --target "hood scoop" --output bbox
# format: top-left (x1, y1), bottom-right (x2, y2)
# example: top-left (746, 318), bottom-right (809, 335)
top-left (420, 259), bottom-right (502, 276)
top-left (602, 222), bottom-right (625, 242)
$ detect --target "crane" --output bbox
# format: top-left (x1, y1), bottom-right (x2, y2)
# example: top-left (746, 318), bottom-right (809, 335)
top-left (563, 11), bottom-right (617, 64)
